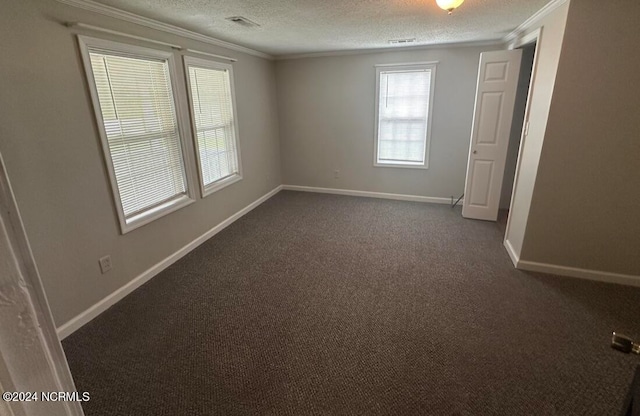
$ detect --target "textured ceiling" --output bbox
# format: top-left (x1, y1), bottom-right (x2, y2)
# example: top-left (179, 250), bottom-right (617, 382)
top-left (91, 0), bottom-right (551, 56)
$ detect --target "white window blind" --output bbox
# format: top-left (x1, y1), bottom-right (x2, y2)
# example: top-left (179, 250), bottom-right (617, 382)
top-left (375, 64), bottom-right (436, 167)
top-left (185, 58), bottom-right (241, 195)
top-left (80, 37), bottom-right (192, 232)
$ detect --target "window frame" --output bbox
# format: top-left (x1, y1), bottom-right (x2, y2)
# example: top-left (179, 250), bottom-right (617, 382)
top-left (373, 62), bottom-right (438, 169)
top-left (183, 56), bottom-right (243, 198)
top-left (78, 35), bottom-right (196, 234)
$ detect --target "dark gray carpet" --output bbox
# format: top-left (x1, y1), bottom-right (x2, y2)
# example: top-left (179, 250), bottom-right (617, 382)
top-left (63, 191), bottom-right (640, 415)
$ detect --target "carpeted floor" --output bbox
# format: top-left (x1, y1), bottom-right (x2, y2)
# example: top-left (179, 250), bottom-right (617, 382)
top-left (63, 191), bottom-right (640, 415)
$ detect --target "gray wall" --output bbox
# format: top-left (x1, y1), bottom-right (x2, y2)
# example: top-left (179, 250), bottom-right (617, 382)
top-left (521, 0), bottom-right (640, 275)
top-left (0, 0), bottom-right (282, 326)
top-left (276, 44), bottom-right (502, 199)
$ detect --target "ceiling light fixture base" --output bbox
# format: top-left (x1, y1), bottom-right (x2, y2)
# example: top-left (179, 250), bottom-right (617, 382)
top-left (436, 0), bottom-right (465, 14)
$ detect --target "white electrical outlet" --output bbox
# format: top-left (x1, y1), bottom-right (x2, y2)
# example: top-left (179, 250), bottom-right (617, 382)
top-left (99, 255), bottom-right (112, 274)
top-left (334, 170), bottom-right (340, 179)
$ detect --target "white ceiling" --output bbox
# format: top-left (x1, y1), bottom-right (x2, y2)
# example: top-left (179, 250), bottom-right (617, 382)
top-left (91, 0), bottom-right (551, 57)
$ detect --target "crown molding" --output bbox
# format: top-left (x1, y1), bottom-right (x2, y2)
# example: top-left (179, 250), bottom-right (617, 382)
top-left (55, 0), bottom-right (274, 60)
top-left (503, 0), bottom-right (569, 43)
top-left (276, 39), bottom-right (505, 61)
top-left (55, 0), bottom-right (568, 62)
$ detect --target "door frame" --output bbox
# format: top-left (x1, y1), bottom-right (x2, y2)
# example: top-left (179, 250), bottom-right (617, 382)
top-left (0, 152), bottom-right (84, 416)
top-left (503, 28), bottom-right (543, 245)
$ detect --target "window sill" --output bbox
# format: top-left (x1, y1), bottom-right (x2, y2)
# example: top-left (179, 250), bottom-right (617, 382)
top-left (121, 194), bottom-right (195, 234)
top-left (202, 173), bottom-right (243, 198)
top-left (374, 161), bottom-right (429, 170)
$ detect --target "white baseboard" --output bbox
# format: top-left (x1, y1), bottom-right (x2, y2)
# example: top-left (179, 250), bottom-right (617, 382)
top-left (503, 237), bottom-right (640, 287)
top-left (57, 185), bottom-right (283, 340)
top-left (59, 182), bottom-right (638, 339)
top-left (282, 185), bottom-right (455, 205)
top-left (503, 238), bottom-right (520, 267)
top-left (517, 260), bottom-right (640, 288)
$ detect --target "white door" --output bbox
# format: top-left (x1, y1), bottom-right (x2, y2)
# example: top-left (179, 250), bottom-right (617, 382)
top-left (462, 50), bottom-right (523, 221)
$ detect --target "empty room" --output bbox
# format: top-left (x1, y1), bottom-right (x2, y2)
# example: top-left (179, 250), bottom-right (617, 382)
top-left (2, 0), bottom-right (640, 415)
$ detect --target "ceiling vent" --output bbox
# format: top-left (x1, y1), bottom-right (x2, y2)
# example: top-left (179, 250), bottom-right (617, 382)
top-left (226, 16), bottom-right (261, 28)
top-left (389, 38), bottom-right (416, 45)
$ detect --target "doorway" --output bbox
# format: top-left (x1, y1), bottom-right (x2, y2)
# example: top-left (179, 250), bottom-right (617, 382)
top-left (498, 42), bottom-right (537, 235)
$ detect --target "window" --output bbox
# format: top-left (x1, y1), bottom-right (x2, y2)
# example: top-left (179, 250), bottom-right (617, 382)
top-left (184, 57), bottom-right (242, 196)
top-left (374, 63), bottom-right (437, 168)
top-left (78, 36), bottom-right (194, 233)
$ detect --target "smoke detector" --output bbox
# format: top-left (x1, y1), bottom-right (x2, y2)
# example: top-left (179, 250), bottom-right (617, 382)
top-left (389, 38), bottom-right (416, 45)
top-left (226, 16), bottom-right (261, 28)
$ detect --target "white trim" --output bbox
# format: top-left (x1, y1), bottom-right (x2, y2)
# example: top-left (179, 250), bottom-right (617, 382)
top-left (504, 238), bottom-right (640, 288)
top-left (517, 261), bottom-right (640, 288)
top-left (123, 195), bottom-right (195, 233)
top-left (66, 22), bottom-right (181, 49)
top-left (503, 239), bottom-right (520, 267)
top-left (55, 0), bottom-right (273, 60)
top-left (57, 185), bottom-right (283, 340)
top-left (510, 28), bottom-right (542, 50)
top-left (183, 56), bottom-right (244, 198)
top-left (56, 0), bottom-right (508, 61)
top-left (374, 61), bottom-right (439, 67)
top-left (503, 0), bottom-right (568, 43)
top-left (373, 161), bottom-right (430, 170)
top-left (277, 40), bottom-right (504, 61)
top-left (77, 35), bottom-right (197, 234)
top-left (184, 49), bottom-right (237, 62)
top-left (503, 28), bottom-right (543, 243)
top-left (59, 0), bottom-right (566, 61)
top-left (202, 174), bottom-right (243, 196)
top-left (282, 185), bottom-right (453, 205)
top-left (373, 62), bottom-right (436, 169)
